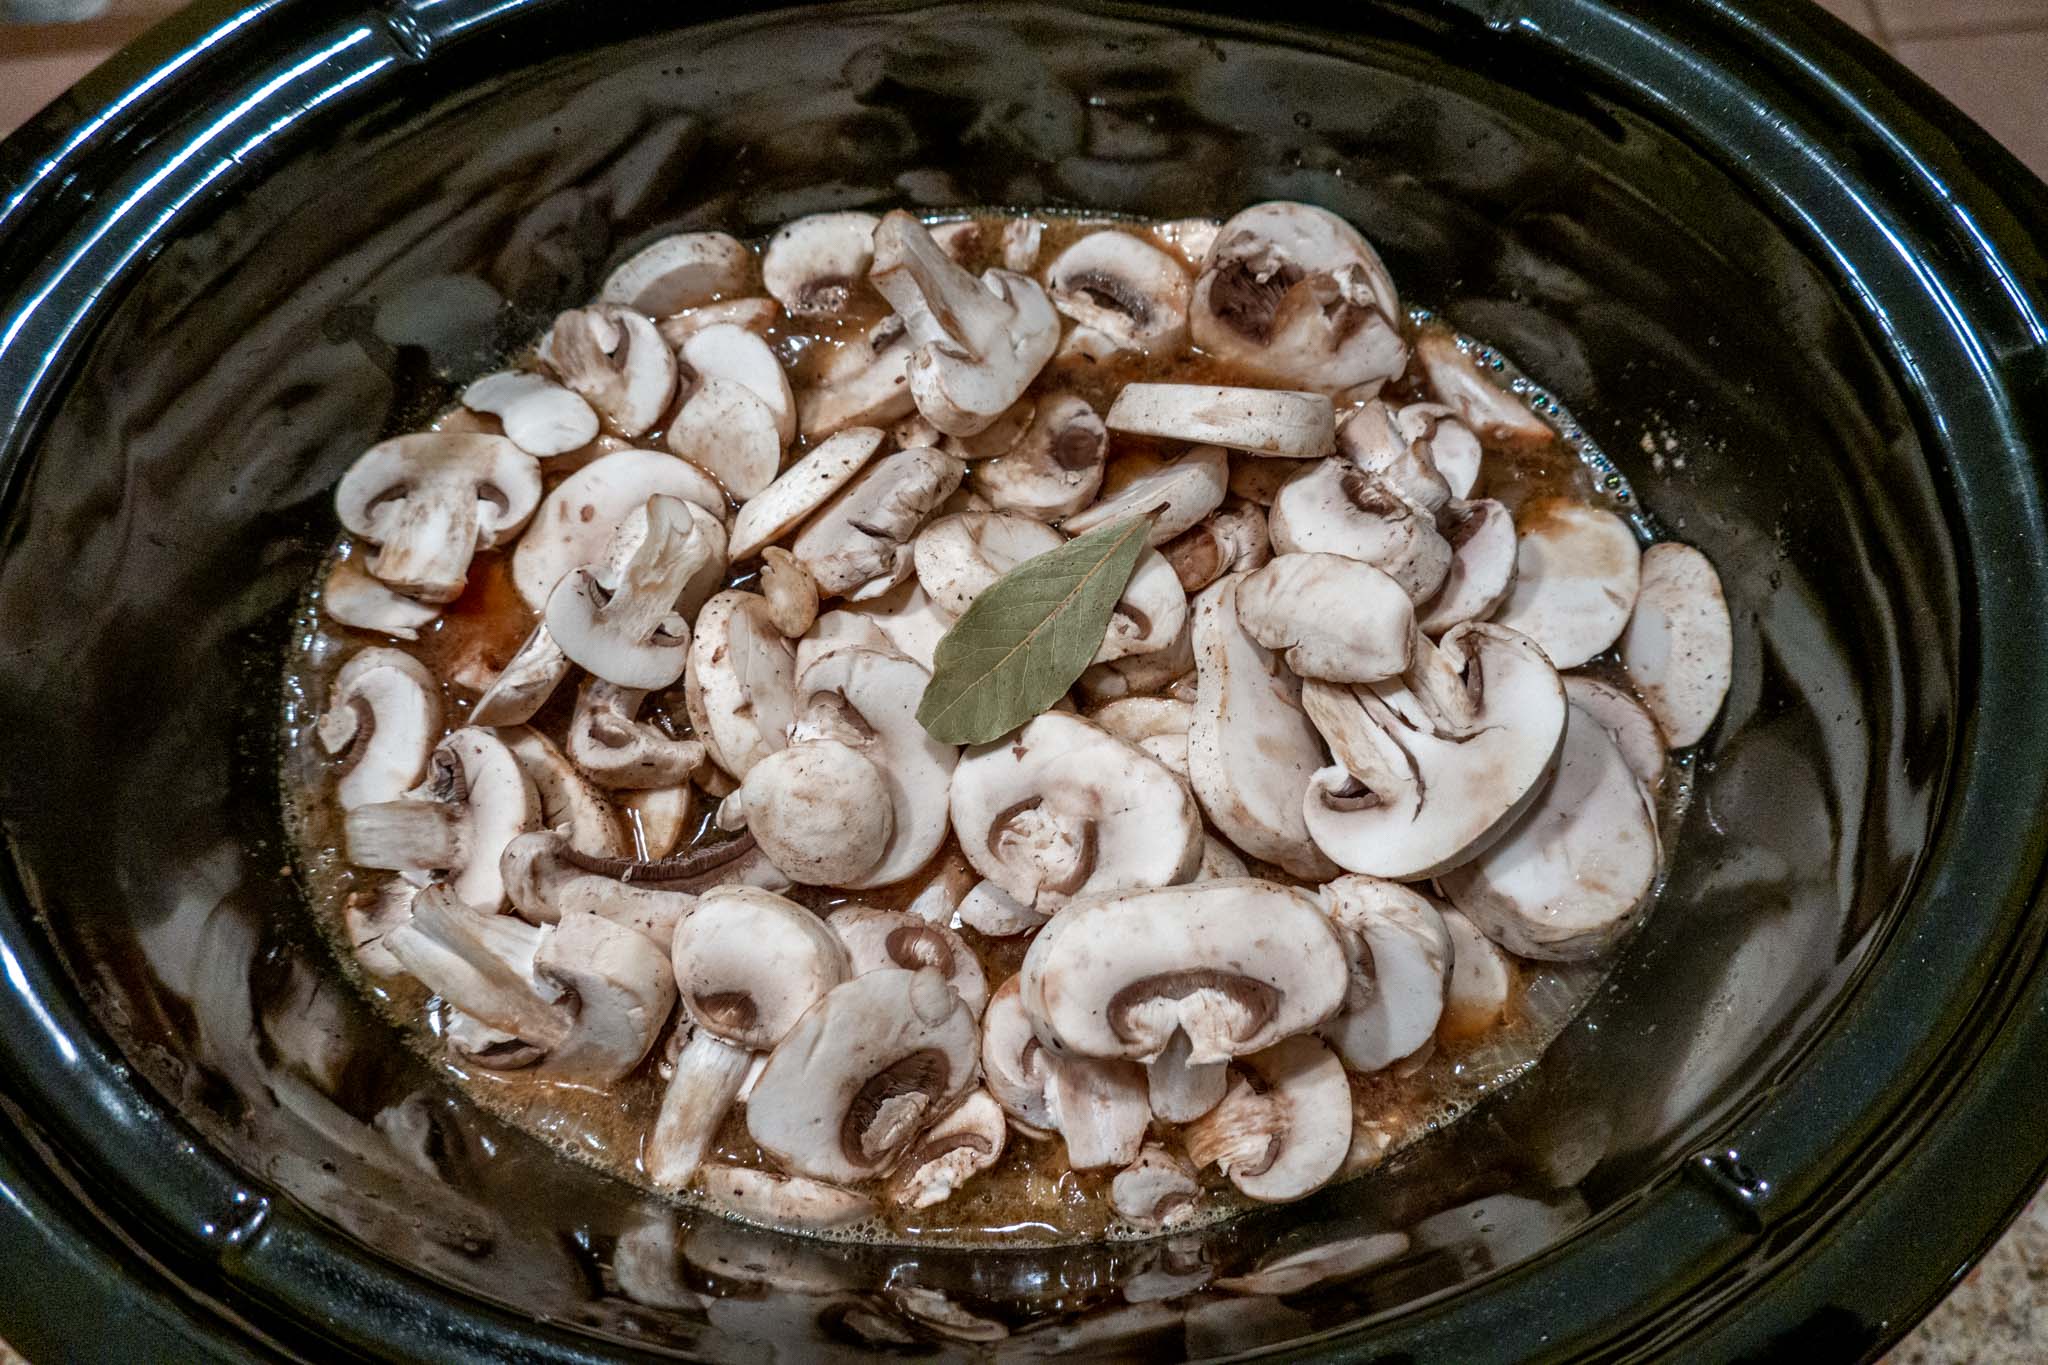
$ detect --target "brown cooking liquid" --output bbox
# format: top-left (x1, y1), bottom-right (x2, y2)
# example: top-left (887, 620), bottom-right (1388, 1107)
top-left (279, 212), bottom-right (1687, 1245)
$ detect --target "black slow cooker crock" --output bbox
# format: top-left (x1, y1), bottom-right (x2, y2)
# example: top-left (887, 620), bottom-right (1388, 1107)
top-left (1, 1), bottom-right (2044, 1359)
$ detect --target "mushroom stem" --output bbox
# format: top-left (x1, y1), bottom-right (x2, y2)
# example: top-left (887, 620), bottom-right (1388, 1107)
top-left (1145, 1029), bottom-right (1228, 1123)
top-left (1182, 1075), bottom-right (1282, 1178)
top-left (1049, 1056), bottom-right (1150, 1170)
top-left (385, 887), bottom-right (572, 1050)
top-left (648, 1028), bottom-right (755, 1189)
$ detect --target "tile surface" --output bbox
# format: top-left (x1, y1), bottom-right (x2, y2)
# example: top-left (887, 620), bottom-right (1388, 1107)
top-left (1891, 1191), bottom-right (2048, 1362)
top-left (1894, 29), bottom-right (2048, 178)
top-left (1873, 0), bottom-right (2048, 37)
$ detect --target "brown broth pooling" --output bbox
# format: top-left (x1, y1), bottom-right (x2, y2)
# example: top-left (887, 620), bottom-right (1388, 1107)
top-left (279, 209), bottom-right (1673, 1246)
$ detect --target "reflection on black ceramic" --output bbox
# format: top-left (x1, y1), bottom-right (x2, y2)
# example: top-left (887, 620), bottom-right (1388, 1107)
top-left (0, 1), bottom-right (2042, 1361)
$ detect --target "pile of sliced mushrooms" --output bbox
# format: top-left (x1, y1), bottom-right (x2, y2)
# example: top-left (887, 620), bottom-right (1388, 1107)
top-left (301, 201), bottom-right (1733, 1238)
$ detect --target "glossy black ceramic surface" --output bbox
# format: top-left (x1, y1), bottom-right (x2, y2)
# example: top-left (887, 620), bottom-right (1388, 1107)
top-left (0, 1), bottom-right (2043, 1360)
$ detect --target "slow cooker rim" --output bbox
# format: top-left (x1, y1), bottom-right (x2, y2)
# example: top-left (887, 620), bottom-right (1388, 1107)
top-left (0, 1), bottom-right (2044, 1360)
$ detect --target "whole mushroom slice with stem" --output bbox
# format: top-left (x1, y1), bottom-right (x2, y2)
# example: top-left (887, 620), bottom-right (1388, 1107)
top-left (499, 725), bottom-right (632, 858)
top-left (1300, 622), bottom-right (1566, 880)
top-left (1417, 499), bottom-right (1517, 636)
top-left (1437, 907), bottom-right (1514, 1043)
top-left (335, 432), bottom-right (541, 602)
top-left (566, 678), bottom-right (705, 790)
top-left (683, 589), bottom-right (798, 783)
top-left (1235, 553), bottom-right (1415, 683)
top-left (979, 977), bottom-right (1149, 1166)
top-left (1492, 498), bottom-right (1642, 669)
top-left (981, 975), bottom-right (1060, 1136)
top-left (545, 494), bottom-right (712, 690)
top-left (1267, 456), bottom-right (1451, 603)
top-left (1180, 1034), bottom-right (1352, 1203)
top-left (647, 887), bottom-right (850, 1190)
top-left (746, 966), bottom-right (979, 1185)
top-left (317, 647), bottom-right (441, 809)
top-left (1186, 574), bottom-right (1340, 880)
top-left (886, 1089), bottom-right (1008, 1209)
top-left (1190, 201), bottom-right (1407, 396)
top-left (1061, 445), bottom-right (1230, 546)
top-left (1620, 541), bottom-right (1733, 748)
top-left (1161, 497), bottom-right (1269, 593)
top-left (345, 726), bottom-right (540, 911)
top-left (532, 909), bottom-right (681, 1082)
top-left (539, 304), bottom-right (678, 438)
top-left (599, 231), bottom-right (751, 317)
top-left (511, 448), bottom-right (725, 612)
top-left (762, 210), bottom-right (881, 318)
top-left (972, 392), bottom-right (1108, 522)
top-left (797, 315), bottom-right (916, 441)
top-left (828, 906), bottom-right (988, 1018)
top-left (1394, 401), bottom-right (1483, 501)
top-left (1439, 700), bottom-right (1660, 961)
top-left (461, 370), bottom-right (599, 459)
top-left (728, 426), bottom-right (885, 562)
top-left (869, 209), bottom-right (1059, 436)
top-left (951, 713), bottom-right (1202, 916)
top-left (790, 444), bottom-right (965, 601)
top-left (1564, 675), bottom-right (1666, 793)
top-left (322, 557), bottom-right (442, 640)
top-left (1112, 1144), bottom-right (1201, 1230)
top-left (1044, 229), bottom-right (1192, 357)
top-left (1105, 384), bottom-right (1335, 460)
top-left (1337, 400), bottom-right (1450, 518)
top-left (1319, 876), bottom-right (1452, 1073)
top-left (698, 1164), bottom-right (875, 1232)
top-left (1414, 331), bottom-right (1553, 447)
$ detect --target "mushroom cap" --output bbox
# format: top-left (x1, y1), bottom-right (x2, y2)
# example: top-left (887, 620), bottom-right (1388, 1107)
top-left (671, 886), bottom-right (851, 1050)
top-left (1620, 541), bottom-right (1732, 748)
top-left (1061, 444), bottom-right (1230, 545)
top-left (791, 445), bottom-right (965, 600)
top-left (957, 878), bottom-right (1049, 938)
top-left (317, 647), bottom-right (442, 809)
top-left (499, 724), bottom-right (631, 857)
top-left (1161, 496), bottom-right (1271, 593)
top-left (1186, 574), bottom-right (1341, 880)
top-left (1198, 1035), bottom-right (1351, 1203)
top-left (1301, 623), bottom-right (1566, 880)
top-left (461, 370), bottom-right (599, 459)
top-left (729, 426), bottom-right (885, 561)
top-left (680, 323), bottom-right (796, 447)
top-left (796, 316), bottom-right (916, 442)
top-left (321, 557), bottom-right (443, 640)
top-left (1319, 876), bottom-right (1453, 1073)
top-left (1019, 878), bottom-right (1350, 1065)
top-left (545, 495), bottom-right (709, 689)
top-left (1439, 700), bottom-right (1660, 961)
top-left (1437, 907), bottom-right (1513, 1042)
top-left (1189, 201), bottom-right (1406, 395)
top-left (1338, 400), bottom-right (1449, 517)
top-left (1563, 675), bottom-right (1667, 794)
top-left (699, 1164), bottom-right (876, 1231)
top-left (762, 211), bottom-right (881, 318)
top-left (600, 231), bottom-right (752, 316)
top-left (972, 392), bottom-right (1108, 522)
top-left (1417, 498), bottom-right (1518, 635)
top-left (1104, 384), bottom-right (1335, 459)
top-left (806, 576), bottom-right (951, 674)
top-left (951, 713), bottom-right (1202, 914)
top-left (746, 966), bottom-right (980, 1183)
top-left (1111, 1144), bottom-right (1201, 1229)
top-left (1045, 229), bottom-right (1192, 357)
top-left (1236, 553), bottom-right (1415, 683)
top-left (512, 448), bottom-right (725, 611)
top-left (828, 906), bottom-right (989, 1018)
top-left (1094, 548), bottom-right (1189, 665)
top-left (737, 740), bottom-right (895, 885)
top-left (981, 975), bottom-right (1058, 1133)
top-left (565, 679), bottom-right (705, 791)
top-left (887, 1088), bottom-right (1007, 1209)
top-left (1414, 331), bottom-right (1553, 445)
top-left (683, 590), bottom-right (798, 781)
top-left (334, 433), bottom-right (541, 602)
top-left (795, 644), bottom-right (959, 887)
top-left (1267, 456), bottom-right (1452, 602)
top-left (532, 910), bottom-right (678, 1082)
top-left (539, 305), bottom-right (678, 438)
top-left (913, 510), bottom-right (1064, 618)
top-left (666, 377), bottom-right (783, 501)
top-left (1492, 499), bottom-right (1642, 669)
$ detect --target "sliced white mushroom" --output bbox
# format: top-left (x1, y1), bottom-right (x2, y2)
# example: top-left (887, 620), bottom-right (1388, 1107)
top-left (499, 827), bottom-right (776, 947)
top-left (461, 370), bottom-right (599, 459)
top-left (1144, 1026), bottom-right (1228, 1123)
top-left (1319, 876), bottom-right (1452, 1073)
top-left (980, 978), bottom-right (1147, 1164)
top-left (1395, 401), bottom-right (1483, 500)
top-left (1061, 445), bottom-right (1229, 548)
top-left (1437, 907), bottom-right (1513, 1043)
top-left (500, 724), bottom-right (631, 857)
top-left (972, 392), bottom-right (1108, 522)
top-left (757, 546), bottom-right (818, 637)
top-left (1563, 675), bottom-right (1666, 792)
top-left (980, 975), bottom-right (1059, 1134)
top-left (1267, 456), bottom-right (1451, 602)
top-left (762, 211), bottom-right (880, 318)
top-left (1153, 216), bottom-right (1221, 269)
top-left (1301, 623), bottom-right (1565, 880)
top-left (829, 906), bottom-right (988, 1017)
top-left (1160, 498), bottom-right (1269, 593)
top-left (1045, 230), bottom-right (1192, 356)
top-left (344, 726), bottom-right (540, 911)
top-left (1087, 696), bottom-right (1193, 781)
top-left (1439, 701), bottom-right (1660, 960)
top-left (698, 1164), bottom-right (875, 1232)
top-left (1417, 499), bottom-right (1517, 635)
top-left (1002, 218), bottom-right (1045, 274)
top-left (334, 433), bottom-right (541, 602)
top-left (728, 426), bottom-right (885, 561)
top-left (796, 316), bottom-right (916, 441)
top-left (869, 210), bottom-right (1059, 436)
top-left (913, 511), bottom-right (1063, 618)
top-left (729, 735), bottom-right (894, 886)
top-left (957, 878), bottom-right (1047, 938)
top-left (533, 910), bottom-right (679, 1081)
top-left (951, 713), bottom-right (1201, 915)
top-left (665, 377), bottom-right (783, 501)
top-left (468, 623), bottom-right (571, 727)
top-left (1492, 499), bottom-right (1641, 669)
top-left (322, 557), bottom-right (443, 640)
top-left (1111, 1144), bottom-right (1201, 1230)
top-left (886, 1089), bottom-right (1007, 1209)
top-left (1620, 542), bottom-right (1732, 748)
top-left (683, 590), bottom-right (798, 781)
top-left (656, 296), bottom-right (782, 347)
top-left (538, 305), bottom-right (677, 438)
top-left (600, 231), bottom-right (751, 316)
top-left (386, 885), bottom-right (568, 1053)
top-left (1077, 611), bottom-right (1194, 704)
top-left (1105, 384), bottom-right (1334, 459)
top-left (1197, 835), bottom-right (1249, 882)
top-left (544, 494), bottom-right (710, 689)
top-left (790, 444), bottom-right (964, 600)
top-left (317, 648), bottom-right (441, 809)
top-left (344, 879), bottom-right (416, 979)
top-left (903, 851), bottom-right (977, 926)
top-left (1414, 331), bottom-right (1553, 446)
top-left (747, 966), bottom-right (979, 1183)
top-left (620, 783), bottom-right (694, 860)
top-left (1227, 453), bottom-right (1297, 507)
top-left (566, 678), bottom-right (704, 790)
top-left (679, 323), bottom-right (796, 446)
top-left (1190, 201), bottom-right (1406, 395)
top-left (649, 886), bottom-right (850, 1190)
top-left (1186, 574), bottom-right (1340, 880)
top-left (1096, 549), bottom-right (1189, 665)
top-left (812, 576), bottom-right (951, 673)
top-left (1235, 553), bottom-right (1414, 683)
top-left (1337, 400), bottom-right (1449, 518)
top-left (1181, 1035), bottom-right (1350, 1202)
top-left (511, 448), bottom-right (724, 611)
